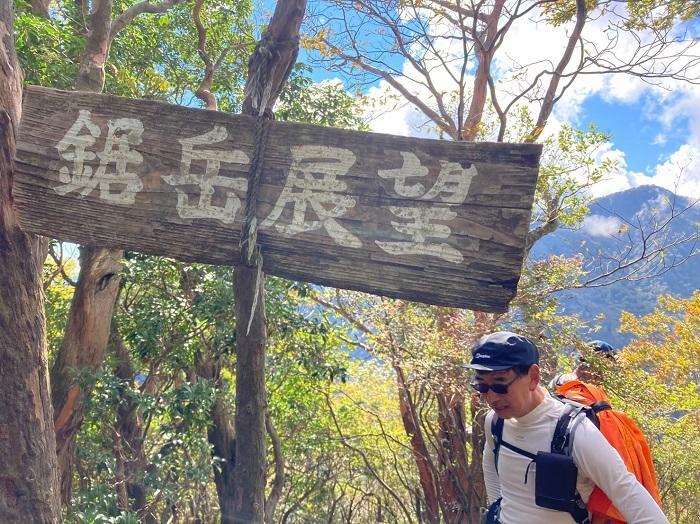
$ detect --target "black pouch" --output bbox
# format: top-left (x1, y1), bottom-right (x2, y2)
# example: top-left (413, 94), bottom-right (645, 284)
top-left (534, 451), bottom-right (578, 511)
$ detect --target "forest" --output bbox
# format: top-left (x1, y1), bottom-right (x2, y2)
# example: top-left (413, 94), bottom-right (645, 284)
top-left (1, 0), bottom-right (699, 523)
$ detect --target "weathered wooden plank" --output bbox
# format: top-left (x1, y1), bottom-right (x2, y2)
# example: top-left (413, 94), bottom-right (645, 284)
top-left (15, 86), bottom-right (541, 311)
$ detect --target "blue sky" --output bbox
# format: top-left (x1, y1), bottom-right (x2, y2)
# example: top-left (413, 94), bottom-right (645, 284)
top-left (297, 3), bottom-right (700, 200)
top-left (581, 94), bottom-right (690, 175)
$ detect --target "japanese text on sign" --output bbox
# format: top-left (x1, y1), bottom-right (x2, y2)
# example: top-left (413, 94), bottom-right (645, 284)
top-left (55, 113), bottom-right (478, 264)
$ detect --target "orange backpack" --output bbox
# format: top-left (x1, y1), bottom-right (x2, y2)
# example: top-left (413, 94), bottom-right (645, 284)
top-left (555, 380), bottom-right (662, 523)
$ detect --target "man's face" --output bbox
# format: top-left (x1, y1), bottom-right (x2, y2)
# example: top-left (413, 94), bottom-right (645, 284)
top-left (474, 366), bottom-right (539, 419)
top-left (575, 362), bottom-right (600, 383)
top-left (575, 352), bottom-right (614, 383)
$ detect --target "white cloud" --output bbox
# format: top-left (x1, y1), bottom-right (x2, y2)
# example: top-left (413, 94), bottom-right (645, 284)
top-left (652, 134), bottom-right (667, 146)
top-left (363, 83), bottom-right (425, 137)
top-left (598, 74), bottom-right (648, 106)
top-left (648, 144), bottom-right (700, 197)
top-left (556, 140), bottom-right (639, 198)
top-left (582, 215), bottom-right (624, 237)
top-left (587, 143), bottom-right (700, 199)
top-left (342, 2), bottom-right (700, 200)
top-left (364, 93), bottom-right (413, 135)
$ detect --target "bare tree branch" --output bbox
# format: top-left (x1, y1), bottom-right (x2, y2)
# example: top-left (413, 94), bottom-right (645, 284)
top-left (46, 242), bottom-right (77, 289)
top-left (323, 40), bottom-right (458, 137)
top-left (527, 0), bottom-right (586, 142)
top-left (324, 391), bottom-right (416, 524)
top-left (110, 0), bottom-right (186, 41)
top-left (192, 0), bottom-right (227, 110)
top-left (311, 291), bottom-right (375, 337)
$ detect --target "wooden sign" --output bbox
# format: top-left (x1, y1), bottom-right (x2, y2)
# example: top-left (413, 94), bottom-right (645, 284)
top-left (15, 86), bottom-right (541, 311)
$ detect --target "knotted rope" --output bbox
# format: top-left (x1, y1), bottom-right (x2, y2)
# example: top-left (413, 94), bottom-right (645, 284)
top-left (238, 34), bottom-right (298, 334)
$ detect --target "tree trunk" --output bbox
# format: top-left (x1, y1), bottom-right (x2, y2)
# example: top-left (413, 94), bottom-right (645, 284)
top-left (435, 391), bottom-right (470, 523)
top-left (51, 245), bottom-right (122, 504)
top-left (393, 362), bottom-right (440, 523)
top-left (185, 265), bottom-right (238, 521)
top-left (232, 265), bottom-right (268, 523)
top-left (233, 1), bottom-right (306, 521)
top-left (50, 0), bottom-right (124, 505)
top-left (208, 395), bottom-right (237, 521)
top-left (461, 0), bottom-right (504, 141)
top-left (264, 411), bottom-right (285, 524)
top-left (76, 0), bottom-right (113, 93)
top-left (0, 2), bottom-right (62, 521)
top-left (468, 398), bottom-right (488, 522)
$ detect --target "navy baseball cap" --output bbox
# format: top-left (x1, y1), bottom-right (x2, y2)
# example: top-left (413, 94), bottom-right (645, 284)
top-left (580, 340), bottom-right (618, 361)
top-left (588, 340), bottom-right (616, 354)
top-left (466, 331), bottom-right (539, 371)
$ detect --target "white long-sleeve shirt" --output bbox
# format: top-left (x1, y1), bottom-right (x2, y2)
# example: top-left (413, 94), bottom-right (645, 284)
top-left (483, 393), bottom-right (668, 524)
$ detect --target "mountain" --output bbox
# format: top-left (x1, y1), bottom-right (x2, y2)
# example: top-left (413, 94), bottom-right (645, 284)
top-left (529, 185), bottom-right (700, 347)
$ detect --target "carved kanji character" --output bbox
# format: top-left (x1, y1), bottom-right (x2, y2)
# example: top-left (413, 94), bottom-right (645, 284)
top-left (262, 145), bottom-right (361, 248)
top-left (163, 125), bottom-right (249, 224)
top-left (55, 110), bottom-right (144, 204)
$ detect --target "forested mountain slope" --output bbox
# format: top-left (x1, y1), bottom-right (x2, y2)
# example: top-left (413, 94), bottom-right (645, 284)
top-left (530, 185), bottom-right (699, 345)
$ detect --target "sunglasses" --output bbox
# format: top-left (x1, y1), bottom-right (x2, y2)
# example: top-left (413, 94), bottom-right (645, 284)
top-left (470, 375), bottom-right (521, 395)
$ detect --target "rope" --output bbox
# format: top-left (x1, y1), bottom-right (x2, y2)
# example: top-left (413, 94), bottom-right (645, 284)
top-left (239, 89), bottom-right (272, 336)
top-left (243, 34), bottom-right (299, 117)
top-left (239, 112), bottom-right (272, 268)
top-left (238, 33), bottom-right (299, 333)
top-left (239, 33), bottom-right (299, 266)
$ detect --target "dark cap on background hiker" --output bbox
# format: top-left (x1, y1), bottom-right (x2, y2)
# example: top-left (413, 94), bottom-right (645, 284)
top-left (575, 340), bottom-right (619, 364)
top-left (588, 340), bottom-right (618, 356)
top-left (466, 331), bottom-right (539, 371)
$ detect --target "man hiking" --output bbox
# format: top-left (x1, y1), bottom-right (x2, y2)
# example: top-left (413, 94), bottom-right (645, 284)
top-left (468, 331), bottom-right (668, 524)
top-left (552, 340), bottom-right (663, 523)
top-left (551, 340), bottom-right (617, 387)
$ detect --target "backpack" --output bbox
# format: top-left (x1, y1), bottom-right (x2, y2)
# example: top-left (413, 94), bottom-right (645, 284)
top-left (491, 400), bottom-right (593, 524)
top-left (554, 380), bottom-right (662, 524)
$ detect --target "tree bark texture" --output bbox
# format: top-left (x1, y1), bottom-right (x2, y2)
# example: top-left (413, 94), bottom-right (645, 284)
top-left (0, 2), bottom-right (62, 521)
top-left (240, 0), bottom-right (306, 118)
top-left (435, 391), bottom-right (470, 522)
top-left (51, 245), bottom-right (122, 504)
top-left (232, 265), bottom-right (268, 523)
top-left (233, 1), bottom-right (306, 521)
top-left (51, 0), bottom-right (124, 505)
top-left (462, 0), bottom-right (504, 141)
top-left (393, 363), bottom-right (440, 523)
top-left (208, 395), bottom-right (237, 522)
top-left (468, 399), bottom-right (488, 522)
top-left (264, 412), bottom-right (285, 524)
top-left (76, 0), bottom-right (113, 93)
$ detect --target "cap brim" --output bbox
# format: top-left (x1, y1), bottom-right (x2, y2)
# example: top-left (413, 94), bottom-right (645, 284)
top-left (464, 363), bottom-right (514, 371)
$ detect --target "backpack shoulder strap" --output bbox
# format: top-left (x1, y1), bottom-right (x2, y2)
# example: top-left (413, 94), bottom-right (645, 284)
top-left (590, 400), bottom-right (612, 414)
top-left (552, 403), bottom-right (577, 454)
top-left (551, 401), bottom-right (593, 524)
top-left (491, 413), bottom-right (537, 475)
top-left (491, 414), bottom-right (504, 475)
top-left (552, 400), bottom-right (594, 455)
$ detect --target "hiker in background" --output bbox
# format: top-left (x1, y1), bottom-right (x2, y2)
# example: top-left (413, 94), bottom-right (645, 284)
top-left (551, 340), bottom-right (618, 387)
top-left (553, 340), bottom-right (663, 524)
top-left (468, 331), bottom-right (667, 524)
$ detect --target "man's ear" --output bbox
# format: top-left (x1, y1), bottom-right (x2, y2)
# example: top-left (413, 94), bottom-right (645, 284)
top-left (529, 364), bottom-right (541, 390)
